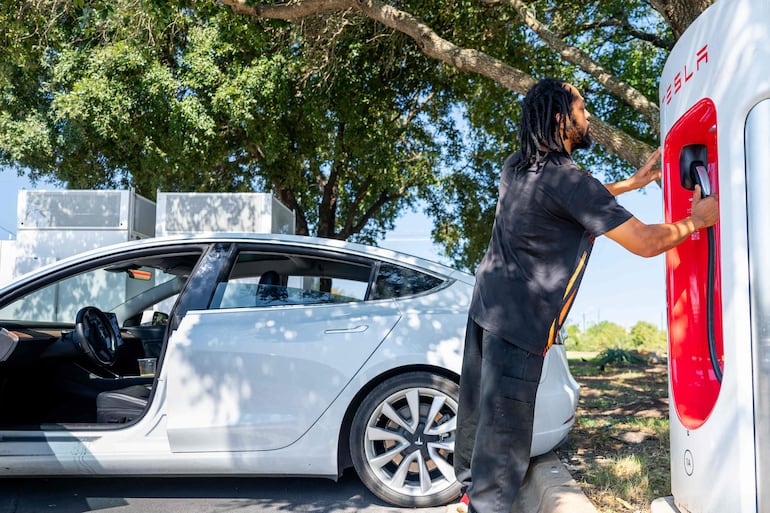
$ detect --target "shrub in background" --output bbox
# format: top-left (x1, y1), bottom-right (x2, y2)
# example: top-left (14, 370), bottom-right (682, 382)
top-left (564, 320), bottom-right (667, 354)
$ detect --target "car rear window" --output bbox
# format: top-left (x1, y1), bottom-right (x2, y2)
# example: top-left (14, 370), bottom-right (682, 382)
top-left (369, 263), bottom-right (445, 300)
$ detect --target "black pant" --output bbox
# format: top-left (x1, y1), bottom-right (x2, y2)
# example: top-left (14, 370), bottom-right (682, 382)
top-left (454, 318), bottom-right (545, 513)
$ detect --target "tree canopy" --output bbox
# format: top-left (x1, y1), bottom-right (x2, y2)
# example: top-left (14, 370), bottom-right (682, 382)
top-left (217, 0), bottom-right (714, 268)
top-left (1, 1), bottom-right (466, 243)
top-left (0, 0), bottom-right (714, 266)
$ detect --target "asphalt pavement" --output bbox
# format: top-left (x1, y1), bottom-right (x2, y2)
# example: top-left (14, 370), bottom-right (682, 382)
top-left (0, 452), bottom-right (595, 513)
top-left (0, 470), bottom-right (441, 513)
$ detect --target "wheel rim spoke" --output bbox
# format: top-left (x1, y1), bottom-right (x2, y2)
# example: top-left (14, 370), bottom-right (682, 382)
top-left (366, 426), bottom-right (408, 445)
top-left (405, 389), bottom-right (421, 432)
top-left (428, 443), bottom-right (456, 481)
top-left (423, 395), bottom-right (446, 432)
top-left (390, 450), bottom-right (420, 489)
top-left (369, 443), bottom-right (409, 469)
top-left (417, 451), bottom-right (432, 493)
top-left (381, 401), bottom-right (413, 432)
top-left (425, 415), bottom-right (456, 436)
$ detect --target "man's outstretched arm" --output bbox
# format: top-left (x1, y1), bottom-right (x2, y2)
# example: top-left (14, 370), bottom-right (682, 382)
top-left (604, 184), bottom-right (719, 258)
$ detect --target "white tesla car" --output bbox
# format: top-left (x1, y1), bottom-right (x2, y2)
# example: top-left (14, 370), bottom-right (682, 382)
top-left (0, 234), bottom-right (578, 507)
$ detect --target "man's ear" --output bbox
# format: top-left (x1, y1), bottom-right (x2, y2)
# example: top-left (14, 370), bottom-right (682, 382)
top-left (555, 112), bottom-right (570, 131)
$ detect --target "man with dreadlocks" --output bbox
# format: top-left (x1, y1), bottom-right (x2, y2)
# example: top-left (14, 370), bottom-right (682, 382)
top-left (449, 78), bottom-right (719, 513)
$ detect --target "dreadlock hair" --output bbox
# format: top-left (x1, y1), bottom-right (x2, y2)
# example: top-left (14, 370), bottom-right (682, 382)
top-left (517, 78), bottom-right (576, 170)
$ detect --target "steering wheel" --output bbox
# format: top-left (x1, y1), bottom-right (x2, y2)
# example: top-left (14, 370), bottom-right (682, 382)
top-left (75, 306), bottom-right (119, 367)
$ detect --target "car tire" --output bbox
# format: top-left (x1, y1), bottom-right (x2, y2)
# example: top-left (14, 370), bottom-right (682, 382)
top-left (349, 371), bottom-right (462, 507)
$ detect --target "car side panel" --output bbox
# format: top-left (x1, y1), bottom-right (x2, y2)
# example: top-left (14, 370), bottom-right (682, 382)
top-left (164, 301), bottom-right (401, 452)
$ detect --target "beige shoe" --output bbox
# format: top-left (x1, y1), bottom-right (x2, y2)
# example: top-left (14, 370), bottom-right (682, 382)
top-left (445, 493), bottom-right (469, 513)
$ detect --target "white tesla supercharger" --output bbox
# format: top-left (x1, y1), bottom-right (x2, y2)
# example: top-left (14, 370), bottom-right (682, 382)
top-left (653, 1), bottom-right (770, 512)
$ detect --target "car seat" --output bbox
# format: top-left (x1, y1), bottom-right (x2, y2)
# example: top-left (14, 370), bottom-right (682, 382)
top-left (257, 270), bottom-right (286, 302)
top-left (96, 384), bottom-right (151, 423)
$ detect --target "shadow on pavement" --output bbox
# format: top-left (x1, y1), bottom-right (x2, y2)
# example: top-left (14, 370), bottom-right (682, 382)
top-left (0, 469), bottom-right (446, 513)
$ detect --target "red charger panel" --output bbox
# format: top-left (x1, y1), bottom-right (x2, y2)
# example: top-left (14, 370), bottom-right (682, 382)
top-left (663, 97), bottom-right (723, 430)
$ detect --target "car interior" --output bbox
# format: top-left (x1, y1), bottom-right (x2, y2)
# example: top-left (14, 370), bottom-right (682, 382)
top-left (0, 252), bottom-right (202, 429)
top-left (0, 245), bottom-right (447, 431)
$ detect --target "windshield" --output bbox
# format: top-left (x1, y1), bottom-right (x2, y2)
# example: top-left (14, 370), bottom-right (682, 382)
top-left (0, 253), bottom-right (199, 325)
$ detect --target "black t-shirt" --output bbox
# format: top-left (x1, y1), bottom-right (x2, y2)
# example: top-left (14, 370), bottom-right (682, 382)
top-left (469, 151), bottom-right (633, 355)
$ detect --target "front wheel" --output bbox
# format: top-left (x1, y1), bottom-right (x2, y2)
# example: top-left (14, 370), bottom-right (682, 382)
top-left (349, 372), bottom-right (462, 507)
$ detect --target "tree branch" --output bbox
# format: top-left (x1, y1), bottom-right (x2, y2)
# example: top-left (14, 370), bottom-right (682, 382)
top-left (218, 0), bottom-right (350, 18)
top-left (563, 18), bottom-right (673, 50)
top-left (402, 90), bottom-right (434, 129)
top-left (217, 0), bottom-right (657, 166)
top-left (218, 0), bottom-right (538, 91)
top-left (318, 122), bottom-right (345, 237)
top-left (589, 116), bottom-right (655, 169)
top-left (495, 0), bottom-right (660, 129)
top-left (341, 174), bottom-right (375, 237)
top-left (340, 186), bottom-right (405, 239)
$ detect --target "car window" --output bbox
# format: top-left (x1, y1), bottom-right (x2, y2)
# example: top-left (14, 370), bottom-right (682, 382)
top-left (370, 262), bottom-right (445, 300)
top-left (0, 253), bottom-right (200, 325)
top-left (210, 251), bottom-right (373, 309)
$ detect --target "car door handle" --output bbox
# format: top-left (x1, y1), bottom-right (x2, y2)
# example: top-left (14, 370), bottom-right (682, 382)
top-left (324, 325), bottom-right (369, 334)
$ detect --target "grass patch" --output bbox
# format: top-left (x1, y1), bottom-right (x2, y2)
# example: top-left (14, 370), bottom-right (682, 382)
top-left (556, 357), bottom-right (670, 513)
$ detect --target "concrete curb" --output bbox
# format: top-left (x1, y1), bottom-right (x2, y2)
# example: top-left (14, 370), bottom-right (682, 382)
top-left (513, 452), bottom-right (598, 513)
top-left (651, 496), bottom-right (680, 513)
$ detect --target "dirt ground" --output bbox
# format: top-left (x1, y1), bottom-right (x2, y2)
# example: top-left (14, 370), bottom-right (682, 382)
top-left (554, 356), bottom-right (670, 513)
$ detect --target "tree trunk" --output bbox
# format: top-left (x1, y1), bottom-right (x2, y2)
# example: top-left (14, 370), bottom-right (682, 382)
top-left (651, 0), bottom-right (715, 39)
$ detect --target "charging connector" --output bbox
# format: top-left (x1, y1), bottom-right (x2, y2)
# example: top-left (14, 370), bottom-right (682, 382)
top-left (679, 145), bottom-right (722, 383)
top-left (693, 164), bottom-right (711, 197)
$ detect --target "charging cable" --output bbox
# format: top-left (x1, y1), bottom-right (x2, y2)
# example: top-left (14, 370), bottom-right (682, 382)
top-left (693, 163), bottom-right (722, 383)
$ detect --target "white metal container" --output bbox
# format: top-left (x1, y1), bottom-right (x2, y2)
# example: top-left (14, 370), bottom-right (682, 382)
top-left (13, 190), bottom-right (156, 278)
top-left (155, 192), bottom-right (295, 236)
